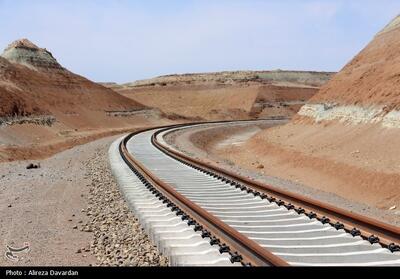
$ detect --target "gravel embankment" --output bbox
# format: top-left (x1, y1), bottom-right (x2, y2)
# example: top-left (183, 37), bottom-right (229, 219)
top-left (83, 145), bottom-right (168, 266)
top-left (0, 134), bottom-right (168, 266)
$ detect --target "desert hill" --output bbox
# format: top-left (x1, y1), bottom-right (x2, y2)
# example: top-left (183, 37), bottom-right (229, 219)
top-left (104, 70), bottom-right (334, 121)
top-left (122, 70), bottom-right (331, 88)
top-left (298, 15), bottom-right (400, 127)
top-left (0, 56), bottom-right (46, 118)
top-left (218, 15), bottom-right (400, 212)
top-left (0, 39), bottom-right (168, 161)
top-left (0, 39), bottom-right (145, 119)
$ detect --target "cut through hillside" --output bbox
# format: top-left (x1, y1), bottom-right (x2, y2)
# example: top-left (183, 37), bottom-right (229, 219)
top-left (215, 15), bottom-right (400, 214)
top-left (103, 71), bottom-right (334, 121)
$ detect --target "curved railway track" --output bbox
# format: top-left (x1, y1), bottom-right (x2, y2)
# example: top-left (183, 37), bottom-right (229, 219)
top-left (111, 120), bottom-right (400, 266)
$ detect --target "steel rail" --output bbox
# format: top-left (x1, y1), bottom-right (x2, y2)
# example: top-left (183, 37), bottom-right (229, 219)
top-left (152, 123), bottom-right (400, 248)
top-left (119, 126), bottom-right (289, 266)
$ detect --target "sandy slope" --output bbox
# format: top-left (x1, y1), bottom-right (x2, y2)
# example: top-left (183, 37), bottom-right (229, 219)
top-left (121, 84), bottom-right (259, 120)
top-left (0, 39), bottom-right (172, 162)
top-left (165, 122), bottom-right (399, 225)
top-left (310, 17), bottom-right (400, 109)
top-left (218, 122), bottom-right (400, 210)
top-left (0, 120), bottom-right (167, 162)
top-left (0, 40), bottom-right (145, 118)
top-left (219, 15), bottom-right (400, 213)
top-left (106, 71), bottom-right (333, 121)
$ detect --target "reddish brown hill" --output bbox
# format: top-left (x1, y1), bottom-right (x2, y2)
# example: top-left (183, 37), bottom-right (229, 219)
top-left (0, 39), bottom-right (169, 162)
top-left (217, 16), bottom-right (400, 212)
top-left (310, 16), bottom-right (400, 109)
top-left (0, 56), bottom-right (45, 117)
top-left (0, 39), bottom-right (145, 119)
top-left (106, 71), bottom-right (334, 121)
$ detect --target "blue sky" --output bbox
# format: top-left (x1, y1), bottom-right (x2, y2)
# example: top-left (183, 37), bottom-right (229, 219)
top-left (0, 0), bottom-right (399, 83)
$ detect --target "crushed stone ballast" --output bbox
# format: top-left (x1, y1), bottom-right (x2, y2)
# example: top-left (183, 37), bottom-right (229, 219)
top-left (109, 136), bottom-right (238, 266)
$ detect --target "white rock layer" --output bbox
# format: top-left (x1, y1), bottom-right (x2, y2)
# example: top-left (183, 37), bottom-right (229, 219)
top-left (298, 104), bottom-right (400, 128)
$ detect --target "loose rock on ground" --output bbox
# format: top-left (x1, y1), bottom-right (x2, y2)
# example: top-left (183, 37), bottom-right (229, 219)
top-left (83, 145), bottom-right (168, 266)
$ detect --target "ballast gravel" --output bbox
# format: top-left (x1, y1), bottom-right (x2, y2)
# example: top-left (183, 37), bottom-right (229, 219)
top-left (83, 141), bottom-right (169, 266)
top-left (0, 134), bottom-right (168, 266)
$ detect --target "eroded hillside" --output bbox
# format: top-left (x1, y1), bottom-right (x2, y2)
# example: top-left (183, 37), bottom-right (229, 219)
top-left (103, 71), bottom-right (334, 121)
top-left (0, 39), bottom-right (171, 161)
top-left (210, 15), bottom-right (400, 211)
top-left (298, 15), bottom-right (400, 127)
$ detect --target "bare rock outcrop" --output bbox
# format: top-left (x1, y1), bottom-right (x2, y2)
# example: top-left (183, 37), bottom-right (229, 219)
top-left (2, 39), bottom-right (63, 70)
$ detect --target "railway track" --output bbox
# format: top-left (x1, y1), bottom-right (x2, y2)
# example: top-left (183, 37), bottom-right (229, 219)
top-left (110, 120), bottom-right (400, 266)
